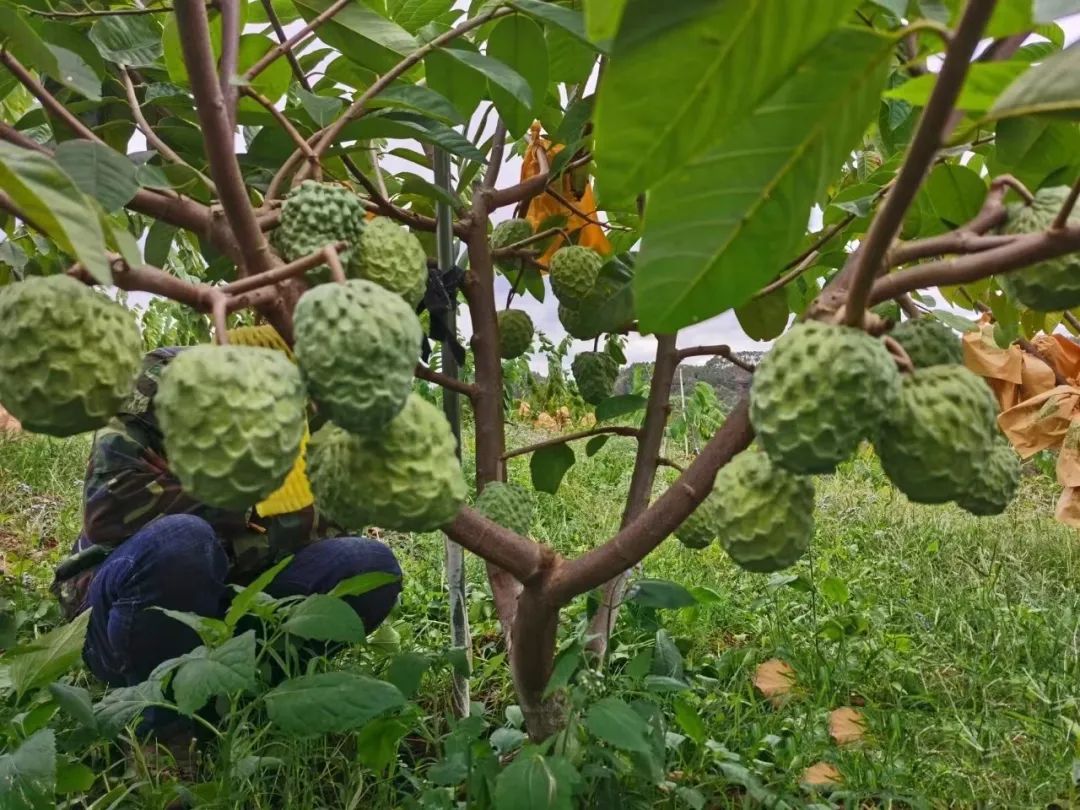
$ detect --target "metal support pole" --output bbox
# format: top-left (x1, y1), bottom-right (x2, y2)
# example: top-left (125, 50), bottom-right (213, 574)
top-left (435, 147), bottom-right (471, 716)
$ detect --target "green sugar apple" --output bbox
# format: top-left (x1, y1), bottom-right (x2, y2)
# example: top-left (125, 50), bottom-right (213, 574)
top-left (275, 181), bottom-right (366, 281)
top-left (306, 394), bottom-right (466, 532)
top-left (572, 351), bottom-right (619, 405)
top-left (351, 217), bottom-right (428, 307)
top-left (498, 309), bottom-right (534, 359)
top-left (956, 438), bottom-right (1020, 517)
top-left (750, 322), bottom-right (900, 474)
top-left (474, 482), bottom-right (536, 536)
top-left (997, 186), bottom-right (1080, 311)
top-left (675, 492), bottom-right (721, 550)
top-left (0, 275), bottom-right (142, 436)
top-left (492, 218), bottom-right (534, 274)
top-left (715, 450), bottom-right (814, 572)
top-left (890, 318), bottom-right (963, 368)
top-left (550, 245), bottom-right (602, 306)
top-left (156, 345), bottom-right (306, 510)
top-left (294, 280), bottom-right (422, 433)
top-left (558, 303), bottom-right (600, 340)
top-left (874, 366), bottom-right (999, 504)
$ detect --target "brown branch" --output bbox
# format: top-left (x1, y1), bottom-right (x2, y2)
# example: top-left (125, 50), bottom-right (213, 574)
top-left (445, 506), bottom-right (550, 586)
top-left (888, 179), bottom-right (1012, 265)
top-left (547, 399), bottom-right (755, 603)
top-left (218, 0), bottom-right (241, 131)
top-left (657, 457), bottom-right (685, 473)
top-left (259, 0), bottom-right (313, 91)
top-left (483, 120), bottom-right (508, 190)
top-left (842, 0), bottom-right (999, 327)
top-left (490, 171), bottom-right (552, 210)
top-left (174, 1), bottom-right (275, 278)
top-left (1017, 336), bottom-right (1066, 385)
top-left (895, 294), bottom-right (921, 319)
top-left (241, 86), bottom-right (321, 175)
top-left (1053, 175), bottom-right (1080, 231)
top-left (245, 0), bottom-right (351, 81)
top-left (1065, 311), bottom-right (1080, 334)
top-left (415, 364), bottom-right (478, 397)
top-left (1, 50), bottom-right (102, 144)
top-left (502, 426), bottom-right (641, 461)
top-left (221, 241), bottom-right (347, 295)
top-left (754, 250), bottom-right (820, 299)
top-left (677, 344), bottom-right (756, 373)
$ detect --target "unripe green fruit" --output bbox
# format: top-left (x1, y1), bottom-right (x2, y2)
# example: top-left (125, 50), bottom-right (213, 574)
top-left (956, 439), bottom-right (1020, 516)
top-left (275, 181), bottom-right (366, 281)
top-left (715, 450), bottom-right (814, 572)
top-left (997, 187), bottom-right (1080, 311)
top-left (572, 351), bottom-right (619, 405)
top-left (890, 318), bottom-right (963, 368)
top-left (558, 303), bottom-right (600, 340)
top-left (475, 482), bottom-right (536, 536)
top-left (0, 275), bottom-right (142, 436)
top-left (675, 494), bottom-right (720, 550)
top-left (306, 394), bottom-right (466, 532)
top-left (750, 322), bottom-right (900, 474)
top-left (156, 346), bottom-right (306, 510)
top-left (497, 309), bottom-right (534, 359)
top-left (550, 246), bottom-right (602, 306)
top-left (294, 280), bottom-right (422, 433)
top-left (491, 218), bottom-right (534, 274)
top-left (875, 366), bottom-right (999, 504)
top-left (351, 217), bottom-right (428, 307)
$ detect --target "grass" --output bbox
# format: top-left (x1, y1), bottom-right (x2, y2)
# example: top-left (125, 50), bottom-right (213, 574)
top-left (2, 425), bottom-right (1080, 807)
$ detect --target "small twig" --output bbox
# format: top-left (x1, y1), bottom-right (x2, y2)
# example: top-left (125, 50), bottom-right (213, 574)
top-left (542, 185), bottom-right (629, 231)
top-left (895, 294), bottom-right (921, 319)
top-left (677, 344), bottom-right (756, 374)
top-left (492, 228), bottom-right (564, 256)
top-left (1, 50), bottom-right (102, 144)
top-left (209, 290), bottom-right (230, 345)
top-left (882, 335), bottom-right (915, 374)
top-left (245, 0), bottom-right (351, 81)
top-left (502, 426), bottom-right (641, 460)
top-left (241, 86), bottom-right (321, 175)
top-left (505, 264), bottom-right (527, 309)
top-left (656, 457), bottom-right (685, 473)
top-left (754, 251), bottom-right (819, 299)
top-left (1065, 311), bottom-right (1080, 334)
top-left (1016, 337), bottom-right (1066, 385)
top-left (222, 240), bottom-right (348, 295)
top-left (1053, 175), bottom-right (1080, 230)
top-left (483, 120), bottom-right (508, 190)
top-left (415, 364), bottom-right (478, 397)
top-left (324, 245), bottom-right (347, 284)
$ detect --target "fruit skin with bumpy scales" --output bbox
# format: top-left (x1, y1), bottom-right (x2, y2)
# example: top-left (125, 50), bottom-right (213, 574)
top-left (0, 275), bottom-right (143, 436)
top-left (491, 218), bottom-right (535, 274)
top-left (875, 365), bottom-right (1000, 504)
top-left (997, 186), bottom-right (1080, 311)
top-left (890, 318), bottom-right (963, 368)
top-left (572, 351), bottom-right (619, 405)
top-left (550, 245), bottom-right (603, 306)
top-left (675, 494), bottom-right (720, 550)
top-left (306, 394), bottom-right (466, 532)
top-left (956, 438), bottom-right (1020, 516)
top-left (498, 309), bottom-right (534, 359)
top-left (156, 346), bottom-right (307, 510)
top-left (751, 322), bottom-right (900, 474)
top-left (352, 217), bottom-right (429, 307)
top-left (274, 181), bottom-right (366, 282)
top-left (475, 482), bottom-right (536, 536)
top-left (293, 280), bottom-right (422, 434)
top-left (714, 450), bottom-right (814, 572)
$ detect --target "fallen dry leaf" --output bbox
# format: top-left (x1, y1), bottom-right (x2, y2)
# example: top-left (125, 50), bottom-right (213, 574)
top-left (752, 658), bottom-right (795, 706)
top-left (828, 707), bottom-right (866, 746)
top-left (800, 761), bottom-right (842, 788)
top-left (0, 405), bottom-right (20, 433)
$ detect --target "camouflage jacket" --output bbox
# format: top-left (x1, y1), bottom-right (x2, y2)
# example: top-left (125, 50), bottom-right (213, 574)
top-left (54, 347), bottom-right (323, 619)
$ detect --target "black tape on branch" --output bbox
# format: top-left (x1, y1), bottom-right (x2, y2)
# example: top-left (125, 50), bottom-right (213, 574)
top-left (419, 258), bottom-right (467, 364)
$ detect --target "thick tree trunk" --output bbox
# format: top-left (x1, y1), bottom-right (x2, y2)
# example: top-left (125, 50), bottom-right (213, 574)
top-left (510, 583), bottom-right (564, 740)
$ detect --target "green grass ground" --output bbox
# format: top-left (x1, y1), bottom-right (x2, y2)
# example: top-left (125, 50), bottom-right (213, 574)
top-left (2, 426), bottom-right (1079, 807)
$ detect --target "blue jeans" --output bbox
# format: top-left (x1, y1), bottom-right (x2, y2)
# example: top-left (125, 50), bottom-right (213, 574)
top-left (83, 514), bottom-right (402, 696)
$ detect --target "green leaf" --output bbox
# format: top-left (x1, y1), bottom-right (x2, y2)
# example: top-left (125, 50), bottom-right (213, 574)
top-left (819, 576), bottom-right (850, 605)
top-left (369, 83), bottom-right (465, 125)
top-left (494, 750), bottom-right (578, 810)
top-left (989, 117), bottom-right (1080, 191)
top-left (543, 641), bottom-right (583, 699)
top-left (904, 163), bottom-right (987, 237)
top-left (283, 595), bottom-right (368, 643)
top-left (425, 41), bottom-right (487, 119)
top-left (0, 729), bottom-right (55, 810)
top-left (330, 570), bottom-right (402, 599)
top-left (385, 651), bottom-right (431, 698)
top-left (0, 7), bottom-right (101, 100)
top-left (265, 672), bottom-right (405, 736)
top-left (931, 309), bottom-right (978, 333)
top-left (172, 631), bottom-right (257, 716)
top-left (294, 0), bottom-right (418, 73)
top-left (546, 25), bottom-right (598, 85)
top-left (885, 62), bottom-right (1028, 112)
top-left (633, 28), bottom-right (892, 332)
top-left (651, 629), bottom-right (683, 680)
top-left (355, 716), bottom-right (412, 772)
top-left (595, 394), bottom-right (646, 422)
top-left (337, 112), bottom-right (485, 161)
top-left (224, 555), bottom-right (292, 628)
top-left (585, 697), bottom-right (652, 754)
top-left (54, 141), bottom-right (138, 212)
top-left (584, 435), bottom-right (609, 456)
top-left (93, 680), bottom-right (162, 739)
top-left (236, 34), bottom-right (294, 110)
top-left (584, 0), bottom-right (627, 46)
top-left (486, 15), bottom-right (548, 135)
top-left (47, 683), bottom-right (96, 732)
top-left (594, 0), bottom-right (860, 199)
top-left (625, 578), bottom-right (697, 610)
top-left (445, 48), bottom-right (534, 120)
top-left (162, 11), bottom-right (220, 85)
top-left (511, 0), bottom-right (593, 48)
top-left (530, 443), bottom-right (575, 494)
top-left (145, 220), bottom-right (177, 267)
top-left (988, 41), bottom-right (1080, 121)
top-left (735, 290), bottom-right (789, 342)
top-left (673, 697), bottom-right (706, 744)
top-left (296, 88), bottom-right (343, 128)
top-left (7, 609), bottom-right (90, 699)
top-left (389, 0), bottom-right (455, 34)
top-left (89, 15), bottom-right (163, 67)
top-left (54, 758), bottom-right (94, 795)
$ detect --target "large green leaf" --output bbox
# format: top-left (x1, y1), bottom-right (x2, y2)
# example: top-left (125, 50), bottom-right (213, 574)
top-left (368, 82), bottom-right (465, 125)
top-left (389, 0), bottom-right (456, 34)
top-left (903, 163), bottom-right (987, 238)
top-left (283, 594), bottom-right (368, 643)
top-left (444, 48), bottom-right (534, 116)
top-left (171, 631), bottom-right (257, 716)
top-left (987, 42), bottom-right (1080, 121)
top-left (735, 290), bottom-right (789, 341)
top-left (0, 729), bottom-right (55, 810)
top-left (546, 25), bottom-right (597, 85)
top-left (584, 0), bottom-right (627, 46)
top-left (530, 443), bottom-right (575, 494)
top-left (511, 0), bottom-right (593, 48)
top-left (92, 680), bottom-right (162, 739)
top-left (337, 112), bottom-right (485, 161)
top-left (584, 697), bottom-right (652, 754)
top-left (294, 0), bottom-right (418, 73)
top-left (593, 0), bottom-right (860, 200)
top-left (7, 609), bottom-right (90, 699)
top-left (486, 15), bottom-right (548, 136)
top-left (885, 62), bottom-right (1029, 112)
top-left (89, 14), bottom-right (163, 67)
top-left (265, 672), bottom-right (405, 736)
top-left (989, 117), bottom-right (1080, 191)
top-left (425, 40), bottom-right (487, 119)
top-left (54, 141), bottom-right (139, 212)
top-left (493, 750), bottom-right (578, 810)
top-left (633, 28), bottom-right (892, 333)
top-left (0, 6), bottom-right (100, 100)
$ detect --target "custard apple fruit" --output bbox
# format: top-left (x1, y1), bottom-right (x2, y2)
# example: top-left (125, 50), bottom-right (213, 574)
top-left (492, 218), bottom-right (534, 274)
top-left (715, 450), bottom-right (814, 573)
top-left (890, 318), bottom-right (963, 368)
top-left (156, 345), bottom-right (306, 510)
top-left (875, 366), bottom-right (999, 504)
top-left (351, 217), bottom-right (428, 307)
top-left (997, 186), bottom-right (1080, 311)
top-left (550, 246), bottom-right (602, 305)
top-left (750, 322), bottom-right (900, 474)
top-left (572, 351), bottom-right (618, 405)
top-left (306, 394), bottom-right (466, 532)
top-left (275, 181), bottom-right (365, 280)
top-left (0, 275), bottom-right (142, 436)
top-left (475, 482), bottom-right (536, 536)
top-left (675, 493), bottom-right (720, 550)
top-left (558, 303), bottom-right (600, 340)
top-left (294, 280), bottom-right (422, 433)
top-left (956, 438), bottom-right (1020, 516)
top-left (498, 309), bottom-right (534, 359)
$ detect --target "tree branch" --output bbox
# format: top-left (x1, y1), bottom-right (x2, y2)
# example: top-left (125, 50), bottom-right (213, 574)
top-left (1053, 174), bottom-right (1080, 230)
top-left (677, 344), bottom-right (756, 373)
top-left (218, 0), bottom-right (241, 130)
top-left (443, 507), bottom-right (551, 585)
top-left (415, 364), bottom-right (478, 397)
top-left (245, 0), bottom-right (351, 81)
top-left (754, 250), bottom-right (820, 299)
top-left (220, 241), bottom-right (347, 295)
top-left (502, 426), bottom-right (640, 460)
top-left (842, 0), bottom-right (998, 326)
